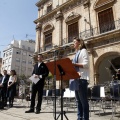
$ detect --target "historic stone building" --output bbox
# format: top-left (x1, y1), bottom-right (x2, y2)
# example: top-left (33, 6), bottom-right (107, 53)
top-left (34, 0), bottom-right (120, 85)
top-left (0, 58), bottom-right (2, 73)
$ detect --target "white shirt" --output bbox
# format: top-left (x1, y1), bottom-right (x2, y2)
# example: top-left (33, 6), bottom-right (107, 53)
top-left (37, 62), bottom-right (42, 78)
top-left (1, 76), bottom-right (5, 84)
top-left (8, 76), bottom-right (15, 83)
top-left (38, 62), bottom-right (41, 67)
top-left (78, 49), bottom-right (90, 81)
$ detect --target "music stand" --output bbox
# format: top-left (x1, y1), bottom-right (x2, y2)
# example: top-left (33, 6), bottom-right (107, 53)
top-left (46, 58), bottom-right (79, 120)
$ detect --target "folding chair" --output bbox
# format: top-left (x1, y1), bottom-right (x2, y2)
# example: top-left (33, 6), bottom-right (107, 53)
top-left (63, 88), bottom-right (76, 111)
top-left (89, 85), bottom-right (102, 116)
top-left (47, 89), bottom-right (53, 104)
top-left (43, 89), bottom-right (47, 101)
top-left (109, 82), bottom-right (120, 119)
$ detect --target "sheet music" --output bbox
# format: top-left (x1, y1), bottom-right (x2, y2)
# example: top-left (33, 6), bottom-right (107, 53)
top-left (29, 75), bottom-right (39, 84)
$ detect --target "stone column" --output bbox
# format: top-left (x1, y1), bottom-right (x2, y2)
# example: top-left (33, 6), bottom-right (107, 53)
top-left (54, 11), bottom-right (63, 89)
top-left (35, 23), bottom-right (42, 53)
top-left (94, 73), bottom-right (99, 85)
top-left (41, 5), bottom-right (43, 16)
top-left (88, 48), bottom-right (95, 86)
top-left (55, 11), bottom-right (63, 46)
top-left (34, 23), bottom-right (42, 64)
top-left (33, 53), bottom-right (38, 65)
top-left (38, 7), bottom-right (41, 18)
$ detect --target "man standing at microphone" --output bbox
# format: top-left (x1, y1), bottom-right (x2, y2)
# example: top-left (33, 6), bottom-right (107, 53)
top-left (25, 54), bottom-right (49, 114)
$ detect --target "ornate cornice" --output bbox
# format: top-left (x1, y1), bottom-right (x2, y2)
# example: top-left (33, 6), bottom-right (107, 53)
top-left (36, 22), bottom-right (42, 31)
top-left (43, 23), bottom-right (54, 33)
top-left (34, 0), bottom-right (83, 24)
top-left (55, 11), bottom-right (63, 21)
top-left (65, 12), bottom-right (81, 23)
top-left (94, 0), bottom-right (115, 10)
top-left (84, 29), bottom-right (120, 51)
top-left (83, 0), bottom-right (90, 8)
top-left (93, 36), bottom-right (120, 48)
top-left (36, 0), bottom-right (49, 7)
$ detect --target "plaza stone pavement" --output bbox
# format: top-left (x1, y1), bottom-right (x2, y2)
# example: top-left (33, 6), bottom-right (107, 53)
top-left (0, 99), bottom-right (120, 120)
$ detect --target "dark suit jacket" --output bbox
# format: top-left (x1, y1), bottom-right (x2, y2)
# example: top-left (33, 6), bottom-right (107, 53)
top-left (0, 76), bottom-right (3, 84)
top-left (2, 74), bottom-right (10, 91)
top-left (117, 74), bottom-right (120, 80)
top-left (32, 62), bottom-right (49, 86)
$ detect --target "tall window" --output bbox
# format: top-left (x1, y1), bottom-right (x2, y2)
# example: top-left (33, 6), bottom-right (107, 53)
top-left (28, 47), bottom-right (31, 51)
top-left (22, 45), bottom-right (25, 49)
top-left (16, 58), bottom-right (20, 62)
top-left (68, 22), bottom-right (79, 43)
top-left (6, 52), bottom-right (8, 57)
top-left (98, 8), bottom-right (115, 33)
top-left (3, 53), bottom-right (5, 57)
top-left (5, 59), bottom-right (8, 64)
top-left (16, 51), bottom-right (21, 54)
top-left (22, 59), bottom-right (26, 64)
top-left (8, 65), bottom-right (11, 71)
top-left (47, 5), bottom-right (52, 13)
top-left (15, 66), bottom-right (19, 73)
top-left (23, 52), bottom-right (27, 56)
top-left (44, 33), bottom-right (52, 51)
top-left (28, 61), bottom-right (32, 64)
top-left (8, 57), bottom-right (12, 62)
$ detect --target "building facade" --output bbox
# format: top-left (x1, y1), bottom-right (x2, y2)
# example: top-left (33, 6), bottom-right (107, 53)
top-left (34, 0), bottom-right (120, 85)
top-left (1, 40), bottom-right (35, 77)
top-left (0, 58), bottom-right (2, 73)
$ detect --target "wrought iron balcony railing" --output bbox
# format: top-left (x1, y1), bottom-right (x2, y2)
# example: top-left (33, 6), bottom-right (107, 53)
top-left (80, 19), bottom-right (120, 39)
top-left (40, 19), bottom-right (120, 53)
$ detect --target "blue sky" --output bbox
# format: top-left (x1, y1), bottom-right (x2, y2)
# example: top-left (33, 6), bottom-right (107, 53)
top-left (0, 0), bottom-right (38, 57)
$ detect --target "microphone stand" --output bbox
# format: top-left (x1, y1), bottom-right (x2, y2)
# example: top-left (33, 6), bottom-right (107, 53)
top-left (56, 64), bottom-right (69, 120)
top-left (47, 45), bottom-right (69, 120)
top-left (53, 50), bottom-right (57, 120)
top-left (52, 48), bottom-right (64, 120)
top-left (48, 50), bottom-right (57, 120)
top-left (46, 57), bottom-right (79, 120)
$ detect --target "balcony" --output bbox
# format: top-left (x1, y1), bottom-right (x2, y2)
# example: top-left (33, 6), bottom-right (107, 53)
top-left (80, 19), bottom-right (120, 39)
top-left (60, 20), bottom-right (120, 49)
top-left (39, 19), bottom-right (120, 56)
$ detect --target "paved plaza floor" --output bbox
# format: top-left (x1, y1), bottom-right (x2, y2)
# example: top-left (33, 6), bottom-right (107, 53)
top-left (0, 99), bottom-right (120, 120)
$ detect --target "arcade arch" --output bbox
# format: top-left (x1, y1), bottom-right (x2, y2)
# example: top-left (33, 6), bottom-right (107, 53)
top-left (94, 52), bottom-right (120, 84)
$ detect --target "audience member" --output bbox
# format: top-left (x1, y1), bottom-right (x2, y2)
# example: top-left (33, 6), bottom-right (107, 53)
top-left (0, 70), bottom-right (10, 106)
top-left (7, 70), bottom-right (17, 107)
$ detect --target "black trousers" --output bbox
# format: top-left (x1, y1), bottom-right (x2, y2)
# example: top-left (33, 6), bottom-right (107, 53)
top-left (30, 83), bottom-right (44, 110)
top-left (7, 84), bottom-right (16, 105)
top-left (1, 88), bottom-right (7, 104)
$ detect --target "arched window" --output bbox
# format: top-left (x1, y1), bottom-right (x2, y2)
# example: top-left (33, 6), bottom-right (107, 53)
top-left (47, 3), bottom-right (52, 13)
top-left (94, 0), bottom-right (115, 33)
top-left (65, 12), bottom-right (81, 43)
top-left (43, 24), bottom-right (54, 51)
